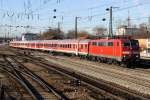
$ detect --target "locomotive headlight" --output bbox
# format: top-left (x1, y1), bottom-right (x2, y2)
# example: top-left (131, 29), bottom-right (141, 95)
top-left (123, 51), bottom-right (130, 54)
top-left (123, 55), bottom-right (128, 58)
top-left (136, 55), bottom-right (139, 58)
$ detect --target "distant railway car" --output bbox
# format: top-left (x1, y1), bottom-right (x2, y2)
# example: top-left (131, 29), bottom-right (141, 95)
top-left (10, 37), bottom-right (140, 66)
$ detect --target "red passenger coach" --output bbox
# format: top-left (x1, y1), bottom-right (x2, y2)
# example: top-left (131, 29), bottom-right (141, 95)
top-left (56, 39), bottom-right (79, 55)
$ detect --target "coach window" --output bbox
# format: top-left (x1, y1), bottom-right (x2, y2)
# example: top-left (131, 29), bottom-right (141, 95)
top-left (85, 45), bottom-right (87, 49)
top-left (81, 44), bottom-right (83, 49)
top-left (67, 44), bottom-right (69, 48)
top-left (92, 42), bottom-right (96, 46)
top-left (69, 44), bottom-right (71, 48)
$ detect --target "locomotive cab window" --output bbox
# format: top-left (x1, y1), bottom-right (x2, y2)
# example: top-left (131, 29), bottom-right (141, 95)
top-left (131, 40), bottom-right (139, 46)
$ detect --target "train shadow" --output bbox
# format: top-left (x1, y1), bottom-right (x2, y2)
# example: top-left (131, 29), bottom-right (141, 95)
top-left (132, 59), bottom-right (150, 69)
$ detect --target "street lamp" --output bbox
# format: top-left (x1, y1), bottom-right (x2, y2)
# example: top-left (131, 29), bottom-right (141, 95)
top-left (104, 6), bottom-right (119, 37)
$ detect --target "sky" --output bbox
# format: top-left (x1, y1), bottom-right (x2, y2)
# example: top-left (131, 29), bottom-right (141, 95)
top-left (0, 0), bottom-right (150, 37)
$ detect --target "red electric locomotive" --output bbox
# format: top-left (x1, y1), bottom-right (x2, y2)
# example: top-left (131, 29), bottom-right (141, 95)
top-left (88, 37), bottom-right (140, 65)
top-left (10, 36), bottom-right (140, 66)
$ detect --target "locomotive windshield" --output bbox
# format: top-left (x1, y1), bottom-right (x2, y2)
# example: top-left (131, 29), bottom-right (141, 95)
top-left (122, 42), bottom-right (130, 47)
top-left (122, 40), bottom-right (139, 47)
top-left (130, 40), bottom-right (139, 46)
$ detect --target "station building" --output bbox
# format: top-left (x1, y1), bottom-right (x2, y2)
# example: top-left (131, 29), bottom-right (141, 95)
top-left (147, 39), bottom-right (150, 53)
top-left (115, 25), bottom-right (150, 52)
top-left (116, 25), bottom-right (139, 36)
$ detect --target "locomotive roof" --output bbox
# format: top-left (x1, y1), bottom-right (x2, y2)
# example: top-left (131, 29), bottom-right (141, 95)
top-left (91, 38), bottom-right (130, 42)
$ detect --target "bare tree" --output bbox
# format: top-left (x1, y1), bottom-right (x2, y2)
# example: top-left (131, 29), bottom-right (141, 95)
top-left (39, 28), bottom-right (64, 40)
top-left (133, 23), bottom-right (150, 39)
top-left (65, 30), bottom-right (92, 39)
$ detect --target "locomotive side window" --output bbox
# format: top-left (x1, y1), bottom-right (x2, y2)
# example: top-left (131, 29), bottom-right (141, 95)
top-left (98, 42), bottom-right (103, 46)
top-left (108, 42), bottom-right (113, 46)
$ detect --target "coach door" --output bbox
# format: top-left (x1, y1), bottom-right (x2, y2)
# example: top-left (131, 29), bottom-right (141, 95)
top-left (113, 41), bottom-right (117, 58)
top-left (114, 41), bottom-right (120, 58)
top-left (111, 41), bottom-right (116, 58)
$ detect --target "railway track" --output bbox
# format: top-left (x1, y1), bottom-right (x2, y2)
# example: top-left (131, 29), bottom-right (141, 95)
top-left (6, 47), bottom-right (150, 99)
top-left (45, 56), bottom-right (150, 88)
top-left (1, 55), bottom-right (69, 100)
top-left (11, 51), bottom-right (123, 99)
top-left (13, 51), bottom-right (150, 100)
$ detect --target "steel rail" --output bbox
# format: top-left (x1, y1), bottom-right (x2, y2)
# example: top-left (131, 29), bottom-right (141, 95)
top-left (25, 55), bottom-right (150, 100)
top-left (5, 56), bottom-right (69, 100)
top-left (3, 57), bottom-right (44, 100)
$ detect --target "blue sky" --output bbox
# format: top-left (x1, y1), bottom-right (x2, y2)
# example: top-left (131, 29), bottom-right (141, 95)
top-left (0, 0), bottom-right (150, 37)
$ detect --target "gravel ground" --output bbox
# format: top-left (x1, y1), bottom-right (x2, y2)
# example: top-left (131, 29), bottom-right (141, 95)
top-left (37, 54), bottom-right (150, 96)
top-left (22, 62), bottom-right (97, 100)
